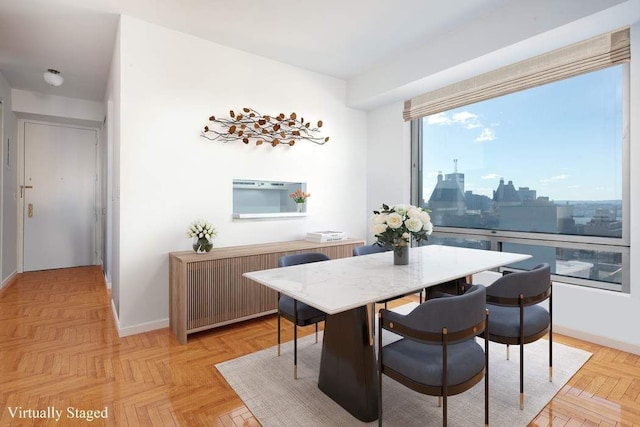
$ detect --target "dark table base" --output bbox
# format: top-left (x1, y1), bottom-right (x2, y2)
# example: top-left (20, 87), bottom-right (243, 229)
top-left (318, 306), bottom-right (378, 422)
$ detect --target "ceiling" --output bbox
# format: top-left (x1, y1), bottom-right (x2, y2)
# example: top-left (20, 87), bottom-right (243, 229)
top-left (0, 0), bottom-right (510, 102)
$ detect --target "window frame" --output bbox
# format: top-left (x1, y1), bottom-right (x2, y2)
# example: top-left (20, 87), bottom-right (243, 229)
top-left (410, 63), bottom-right (631, 293)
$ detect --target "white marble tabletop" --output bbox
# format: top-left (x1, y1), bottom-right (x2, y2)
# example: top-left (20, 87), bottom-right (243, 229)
top-left (243, 245), bottom-right (531, 315)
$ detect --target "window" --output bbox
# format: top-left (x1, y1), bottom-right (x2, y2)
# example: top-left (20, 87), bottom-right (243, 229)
top-left (412, 65), bottom-right (629, 292)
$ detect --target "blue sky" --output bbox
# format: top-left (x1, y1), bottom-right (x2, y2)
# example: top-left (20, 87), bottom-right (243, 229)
top-left (422, 65), bottom-right (624, 202)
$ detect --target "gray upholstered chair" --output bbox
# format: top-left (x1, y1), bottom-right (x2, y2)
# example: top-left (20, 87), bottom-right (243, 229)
top-left (352, 243), bottom-right (390, 257)
top-left (483, 263), bottom-right (552, 410)
top-left (277, 252), bottom-right (330, 379)
top-left (377, 284), bottom-right (489, 426)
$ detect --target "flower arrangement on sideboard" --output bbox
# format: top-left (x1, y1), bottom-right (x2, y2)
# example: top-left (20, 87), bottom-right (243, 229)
top-left (186, 219), bottom-right (217, 253)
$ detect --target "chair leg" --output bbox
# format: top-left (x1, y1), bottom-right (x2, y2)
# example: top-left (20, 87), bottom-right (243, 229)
top-left (519, 295), bottom-right (524, 410)
top-left (277, 311), bottom-right (281, 357)
top-left (506, 344), bottom-right (510, 360)
top-left (293, 299), bottom-right (298, 379)
top-left (315, 323), bottom-right (318, 344)
top-left (442, 394), bottom-right (447, 427)
top-left (484, 309), bottom-right (489, 427)
top-left (442, 328), bottom-right (448, 426)
top-left (293, 323), bottom-right (298, 379)
top-left (519, 337), bottom-right (525, 410)
top-left (377, 313), bottom-right (383, 427)
top-left (549, 334), bottom-right (553, 382)
top-left (549, 285), bottom-right (553, 382)
top-left (520, 341), bottom-right (524, 410)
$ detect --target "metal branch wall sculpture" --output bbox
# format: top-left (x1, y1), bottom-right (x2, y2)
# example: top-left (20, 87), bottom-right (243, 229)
top-left (202, 107), bottom-right (329, 147)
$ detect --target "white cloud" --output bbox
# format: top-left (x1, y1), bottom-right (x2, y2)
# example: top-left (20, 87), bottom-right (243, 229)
top-left (427, 111), bottom-right (482, 129)
top-left (481, 173), bottom-right (501, 180)
top-left (540, 174), bottom-right (569, 183)
top-left (476, 128), bottom-right (495, 142)
top-left (451, 111), bottom-right (481, 128)
top-left (452, 111), bottom-right (476, 121)
top-left (426, 111), bottom-right (496, 142)
top-left (426, 113), bottom-right (451, 125)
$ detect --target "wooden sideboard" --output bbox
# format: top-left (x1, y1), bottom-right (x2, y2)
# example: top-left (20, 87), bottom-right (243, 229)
top-left (169, 238), bottom-right (365, 344)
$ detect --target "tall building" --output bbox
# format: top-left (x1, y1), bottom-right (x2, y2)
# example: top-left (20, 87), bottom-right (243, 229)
top-left (493, 178), bottom-right (520, 206)
top-left (428, 170), bottom-right (466, 217)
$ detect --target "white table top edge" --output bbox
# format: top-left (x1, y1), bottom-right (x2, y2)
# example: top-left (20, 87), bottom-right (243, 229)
top-left (243, 245), bottom-right (531, 315)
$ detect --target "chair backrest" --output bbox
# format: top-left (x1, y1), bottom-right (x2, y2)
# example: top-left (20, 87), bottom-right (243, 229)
top-left (381, 285), bottom-right (487, 344)
top-left (485, 263), bottom-right (551, 306)
top-left (278, 252), bottom-right (330, 267)
top-left (352, 244), bottom-right (390, 256)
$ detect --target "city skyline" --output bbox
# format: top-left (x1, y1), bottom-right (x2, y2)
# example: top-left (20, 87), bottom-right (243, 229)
top-left (422, 65), bottom-right (624, 202)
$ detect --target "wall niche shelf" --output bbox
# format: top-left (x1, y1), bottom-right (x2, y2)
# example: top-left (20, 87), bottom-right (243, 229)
top-left (233, 212), bottom-right (309, 219)
top-left (232, 178), bottom-right (308, 217)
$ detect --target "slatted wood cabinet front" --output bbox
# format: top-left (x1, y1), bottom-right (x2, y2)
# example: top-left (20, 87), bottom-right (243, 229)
top-left (169, 239), bottom-right (364, 344)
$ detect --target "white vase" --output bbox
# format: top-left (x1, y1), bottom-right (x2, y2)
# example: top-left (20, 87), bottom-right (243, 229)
top-left (296, 203), bottom-right (305, 213)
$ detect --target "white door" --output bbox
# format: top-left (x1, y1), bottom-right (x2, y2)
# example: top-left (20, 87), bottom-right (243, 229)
top-left (23, 123), bottom-right (97, 271)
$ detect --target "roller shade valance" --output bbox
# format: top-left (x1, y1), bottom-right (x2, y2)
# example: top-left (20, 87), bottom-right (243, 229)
top-left (403, 27), bottom-right (630, 122)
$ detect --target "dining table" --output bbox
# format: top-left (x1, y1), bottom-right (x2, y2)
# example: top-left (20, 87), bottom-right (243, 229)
top-left (243, 244), bottom-right (531, 422)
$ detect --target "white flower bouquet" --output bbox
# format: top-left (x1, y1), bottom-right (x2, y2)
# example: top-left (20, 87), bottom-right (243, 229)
top-left (186, 219), bottom-right (217, 253)
top-left (371, 204), bottom-right (433, 249)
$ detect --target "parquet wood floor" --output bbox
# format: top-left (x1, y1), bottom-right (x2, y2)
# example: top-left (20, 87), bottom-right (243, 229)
top-left (0, 266), bottom-right (638, 426)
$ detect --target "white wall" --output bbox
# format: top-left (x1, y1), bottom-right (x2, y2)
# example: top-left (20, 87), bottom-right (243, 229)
top-left (12, 89), bottom-right (103, 126)
top-left (0, 71), bottom-right (17, 287)
top-left (105, 21), bottom-right (122, 319)
top-left (365, 101), bottom-right (410, 243)
top-left (365, 2), bottom-right (640, 352)
top-left (110, 16), bottom-right (368, 334)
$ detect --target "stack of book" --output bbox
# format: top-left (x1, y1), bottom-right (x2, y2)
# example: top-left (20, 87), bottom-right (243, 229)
top-left (305, 231), bottom-right (348, 243)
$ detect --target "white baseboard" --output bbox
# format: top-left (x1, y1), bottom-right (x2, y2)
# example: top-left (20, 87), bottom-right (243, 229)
top-left (109, 297), bottom-right (168, 337)
top-left (103, 272), bottom-right (111, 290)
top-left (116, 317), bottom-right (169, 337)
top-left (554, 325), bottom-right (640, 356)
top-left (1, 270), bottom-right (18, 292)
top-left (110, 299), bottom-right (121, 330)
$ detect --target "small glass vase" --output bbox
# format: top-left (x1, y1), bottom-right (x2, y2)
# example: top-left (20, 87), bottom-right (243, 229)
top-left (393, 245), bottom-right (409, 265)
top-left (193, 237), bottom-right (213, 254)
top-left (296, 202), bottom-right (305, 213)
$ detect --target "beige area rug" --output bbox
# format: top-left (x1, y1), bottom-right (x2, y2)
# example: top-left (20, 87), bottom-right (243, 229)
top-left (216, 306), bottom-right (591, 426)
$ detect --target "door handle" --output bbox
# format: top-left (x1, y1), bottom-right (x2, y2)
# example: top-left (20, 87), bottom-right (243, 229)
top-left (28, 203), bottom-right (34, 218)
top-left (20, 185), bottom-right (33, 198)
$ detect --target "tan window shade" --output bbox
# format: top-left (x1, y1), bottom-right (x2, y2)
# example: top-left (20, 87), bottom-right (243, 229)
top-left (403, 27), bottom-right (630, 122)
